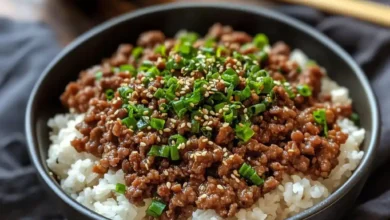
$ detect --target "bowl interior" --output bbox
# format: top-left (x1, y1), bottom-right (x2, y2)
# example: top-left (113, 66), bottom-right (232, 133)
top-left (26, 3), bottom-right (379, 220)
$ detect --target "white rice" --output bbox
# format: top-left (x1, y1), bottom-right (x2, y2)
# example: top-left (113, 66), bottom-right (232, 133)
top-left (46, 49), bottom-right (365, 220)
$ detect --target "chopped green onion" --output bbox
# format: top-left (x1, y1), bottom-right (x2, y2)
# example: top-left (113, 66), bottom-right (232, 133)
top-left (118, 86), bottom-right (133, 104)
top-left (179, 42), bottom-right (193, 55)
top-left (191, 120), bottom-right (200, 133)
top-left (235, 123), bottom-right (254, 142)
top-left (170, 145), bottom-right (180, 161)
top-left (137, 116), bottom-right (150, 130)
top-left (297, 84), bottom-right (312, 97)
top-left (216, 46), bottom-right (225, 57)
top-left (166, 84), bottom-right (178, 101)
top-left (115, 183), bottom-right (126, 194)
top-left (119, 64), bottom-right (136, 76)
top-left (350, 112), bottom-right (360, 126)
top-left (239, 85), bottom-right (251, 101)
top-left (222, 68), bottom-right (239, 87)
top-left (146, 199), bottom-right (166, 218)
top-left (260, 77), bottom-right (274, 94)
top-left (154, 44), bottom-right (166, 56)
top-left (132, 47), bottom-right (143, 59)
top-left (95, 71), bottom-right (103, 81)
top-left (249, 172), bottom-right (264, 185)
top-left (239, 163), bottom-right (250, 176)
top-left (105, 89), bottom-right (115, 101)
top-left (159, 103), bottom-right (169, 113)
top-left (283, 83), bottom-right (295, 99)
top-left (253, 33), bottom-right (269, 49)
top-left (201, 126), bottom-right (212, 138)
top-left (214, 102), bottom-right (227, 113)
top-left (146, 66), bottom-right (160, 78)
top-left (200, 47), bottom-right (214, 54)
top-left (248, 103), bottom-right (266, 117)
top-left (150, 118), bottom-right (165, 130)
top-left (148, 146), bottom-right (170, 158)
top-left (121, 117), bottom-right (137, 129)
top-left (313, 109), bottom-right (328, 137)
top-left (168, 134), bottom-right (187, 145)
top-left (204, 37), bottom-right (215, 47)
top-left (171, 99), bottom-right (186, 117)
top-left (238, 163), bottom-right (264, 186)
top-left (179, 32), bottom-right (199, 44)
top-left (223, 109), bottom-right (234, 124)
top-left (154, 88), bottom-right (165, 98)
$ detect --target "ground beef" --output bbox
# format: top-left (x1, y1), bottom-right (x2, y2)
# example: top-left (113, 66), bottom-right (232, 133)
top-left (60, 24), bottom-right (352, 219)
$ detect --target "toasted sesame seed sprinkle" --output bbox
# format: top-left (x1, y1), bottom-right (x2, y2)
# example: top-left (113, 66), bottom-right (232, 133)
top-left (166, 182), bottom-right (171, 189)
top-left (202, 138), bottom-right (208, 143)
top-left (217, 185), bottom-right (224, 190)
top-left (163, 128), bottom-right (171, 132)
top-left (205, 126), bottom-right (212, 131)
top-left (140, 142), bottom-right (146, 147)
top-left (163, 170), bottom-right (168, 175)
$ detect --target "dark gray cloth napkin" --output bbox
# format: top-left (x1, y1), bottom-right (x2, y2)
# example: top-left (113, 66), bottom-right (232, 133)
top-left (0, 2), bottom-right (389, 219)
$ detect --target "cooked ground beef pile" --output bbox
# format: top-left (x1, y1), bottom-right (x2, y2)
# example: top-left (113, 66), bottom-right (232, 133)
top-left (61, 23), bottom-right (353, 219)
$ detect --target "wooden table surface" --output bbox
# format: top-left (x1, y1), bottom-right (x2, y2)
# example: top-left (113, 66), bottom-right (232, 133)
top-left (0, 0), bottom-right (276, 45)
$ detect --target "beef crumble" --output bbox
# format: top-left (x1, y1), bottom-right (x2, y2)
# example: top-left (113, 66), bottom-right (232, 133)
top-left (61, 23), bottom-right (351, 219)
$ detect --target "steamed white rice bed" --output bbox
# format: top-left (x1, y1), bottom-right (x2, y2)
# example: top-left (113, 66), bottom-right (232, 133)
top-left (46, 49), bottom-right (365, 220)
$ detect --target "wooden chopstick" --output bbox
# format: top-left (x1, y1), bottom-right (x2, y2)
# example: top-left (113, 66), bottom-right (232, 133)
top-left (277, 0), bottom-right (390, 27)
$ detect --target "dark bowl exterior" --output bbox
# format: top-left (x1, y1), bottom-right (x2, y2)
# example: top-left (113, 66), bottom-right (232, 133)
top-left (25, 3), bottom-right (380, 220)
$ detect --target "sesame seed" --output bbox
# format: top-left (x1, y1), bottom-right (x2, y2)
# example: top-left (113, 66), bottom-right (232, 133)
top-left (180, 123), bottom-right (186, 128)
top-left (223, 123), bottom-right (229, 127)
top-left (223, 161), bottom-right (227, 165)
top-left (166, 182), bottom-right (171, 189)
top-left (243, 108), bottom-right (247, 113)
top-left (140, 142), bottom-right (146, 147)
top-left (202, 151), bottom-right (207, 156)
top-left (157, 136), bottom-right (161, 142)
top-left (233, 170), bottom-right (239, 176)
top-left (180, 91), bottom-right (186, 94)
top-left (147, 126), bottom-right (151, 130)
top-left (217, 185), bottom-right (224, 190)
top-left (175, 92), bottom-right (180, 96)
top-left (159, 130), bottom-right (163, 135)
top-left (190, 103), bottom-right (195, 107)
top-left (163, 170), bottom-right (168, 175)
top-left (200, 194), bottom-right (207, 199)
top-left (204, 115), bottom-right (209, 120)
top-left (194, 116), bottom-right (200, 120)
top-left (170, 119), bottom-right (177, 123)
top-left (203, 109), bottom-right (209, 114)
top-left (145, 164), bottom-right (149, 170)
top-left (207, 121), bottom-right (213, 125)
top-left (163, 128), bottom-right (171, 132)
top-left (205, 126), bottom-right (212, 131)
top-left (205, 92), bottom-right (209, 97)
top-left (210, 111), bottom-right (215, 115)
top-left (187, 122), bottom-right (191, 128)
top-left (183, 182), bottom-right (188, 187)
top-left (202, 138), bottom-right (208, 143)
top-left (208, 141), bottom-right (213, 145)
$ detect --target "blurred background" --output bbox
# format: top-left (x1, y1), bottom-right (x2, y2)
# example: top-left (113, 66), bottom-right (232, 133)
top-left (0, 0), bottom-right (389, 220)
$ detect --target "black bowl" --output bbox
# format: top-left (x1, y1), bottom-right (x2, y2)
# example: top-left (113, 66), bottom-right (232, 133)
top-left (26, 2), bottom-right (380, 220)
